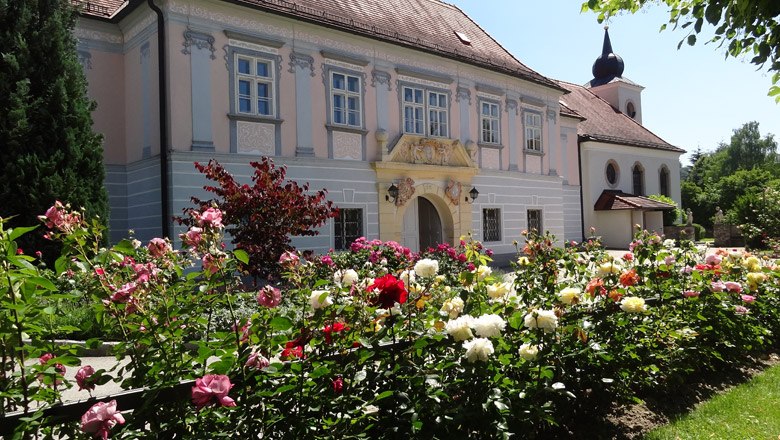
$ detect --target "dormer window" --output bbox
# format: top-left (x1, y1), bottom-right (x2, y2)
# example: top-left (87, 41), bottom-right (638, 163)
top-left (454, 31), bottom-right (471, 46)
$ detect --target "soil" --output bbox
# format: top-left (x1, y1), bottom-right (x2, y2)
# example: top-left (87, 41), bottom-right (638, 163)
top-left (548, 352), bottom-right (780, 439)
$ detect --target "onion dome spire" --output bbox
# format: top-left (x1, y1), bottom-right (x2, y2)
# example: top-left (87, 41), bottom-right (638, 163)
top-left (591, 26), bottom-right (624, 82)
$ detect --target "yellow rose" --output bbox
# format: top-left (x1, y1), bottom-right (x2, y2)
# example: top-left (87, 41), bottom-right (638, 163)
top-left (620, 296), bottom-right (647, 313)
top-left (486, 282), bottom-right (511, 299)
top-left (747, 272), bottom-right (767, 290)
top-left (517, 256), bottom-right (530, 266)
top-left (598, 262), bottom-right (620, 277)
top-left (744, 256), bottom-right (762, 272)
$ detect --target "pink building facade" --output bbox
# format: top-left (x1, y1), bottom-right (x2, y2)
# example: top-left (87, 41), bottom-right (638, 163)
top-left (75, 0), bottom-right (681, 255)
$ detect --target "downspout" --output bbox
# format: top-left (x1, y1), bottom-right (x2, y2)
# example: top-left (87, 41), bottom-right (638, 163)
top-left (148, 0), bottom-right (171, 238)
top-left (577, 139), bottom-right (585, 242)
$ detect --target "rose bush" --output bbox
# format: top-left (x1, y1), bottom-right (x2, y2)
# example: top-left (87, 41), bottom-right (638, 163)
top-left (1, 207), bottom-right (779, 438)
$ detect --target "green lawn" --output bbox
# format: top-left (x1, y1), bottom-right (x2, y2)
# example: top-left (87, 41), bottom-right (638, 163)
top-left (645, 364), bottom-right (780, 440)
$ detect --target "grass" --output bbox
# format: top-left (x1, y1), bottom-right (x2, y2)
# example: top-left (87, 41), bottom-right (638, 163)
top-left (645, 364), bottom-right (780, 440)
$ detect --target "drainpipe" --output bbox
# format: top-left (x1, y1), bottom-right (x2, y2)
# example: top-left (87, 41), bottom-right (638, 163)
top-left (147, 0), bottom-right (170, 238)
top-left (577, 140), bottom-right (585, 242)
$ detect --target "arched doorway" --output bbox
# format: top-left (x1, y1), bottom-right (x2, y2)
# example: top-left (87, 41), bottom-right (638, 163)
top-left (402, 196), bottom-right (443, 252)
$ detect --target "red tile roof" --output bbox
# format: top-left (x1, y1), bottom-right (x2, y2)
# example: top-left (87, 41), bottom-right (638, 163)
top-left (594, 190), bottom-right (676, 211)
top-left (72, 0), bottom-right (126, 17)
top-left (77, 0), bottom-right (563, 91)
top-left (558, 80), bottom-right (685, 153)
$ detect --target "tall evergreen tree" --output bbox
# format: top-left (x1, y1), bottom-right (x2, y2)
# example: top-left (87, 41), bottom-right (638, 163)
top-left (0, 0), bottom-right (108, 259)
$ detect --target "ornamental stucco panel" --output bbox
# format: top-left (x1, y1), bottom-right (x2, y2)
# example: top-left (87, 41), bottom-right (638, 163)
top-left (237, 121), bottom-right (275, 156)
top-left (333, 131), bottom-right (362, 160)
top-left (481, 148), bottom-right (500, 170)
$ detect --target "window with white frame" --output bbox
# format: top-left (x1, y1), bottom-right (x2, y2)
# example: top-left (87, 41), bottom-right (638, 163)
top-left (525, 112), bottom-right (542, 152)
top-left (235, 55), bottom-right (274, 116)
top-left (330, 72), bottom-right (362, 127)
top-left (527, 209), bottom-right (542, 234)
top-left (483, 208), bottom-right (501, 242)
top-left (402, 86), bottom-right (449, 137)
top-left (480, 101), bottom-right (500, 144)
top-left (334, 208), bottom-right (363, 251)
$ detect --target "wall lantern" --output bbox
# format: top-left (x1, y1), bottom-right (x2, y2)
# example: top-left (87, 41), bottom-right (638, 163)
top-left (465, 187), bottom-right (479, 204)
top-left (386, 184), bottom-right (399, 203)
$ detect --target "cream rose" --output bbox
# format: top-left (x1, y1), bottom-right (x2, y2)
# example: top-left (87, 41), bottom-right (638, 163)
top-left (414, 258), bottom-right (439, 278)
top-left (523, 309), bottom-right (558, 333)
top-left (475, 265), bottom-right (492, 280)
top-left (445, 315), bottom-right (475, 341)
top-left (518, 343), bottom-right (539, 361)
top-left (309, 290), bottom-right (333, 310)
top-left (620, 296), bottom-right (647, 313)
top-left (557, 287), bottom-right (581, 305)
top-left (473, 314), bottom-right (506, 338)
top-left (440, 296), bottom-right (465, 319)
top-left (486, 282), bottom-right (511, 299)
top-left (333, 269), bottom-right (359, 287)
top-left (463, 337), bottom-right (494, 363)
top-left (597, 262), bottom-right (620, 277)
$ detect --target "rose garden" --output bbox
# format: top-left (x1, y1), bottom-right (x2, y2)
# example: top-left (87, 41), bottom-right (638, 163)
top-left (2, 161), bottom-right (780, 439)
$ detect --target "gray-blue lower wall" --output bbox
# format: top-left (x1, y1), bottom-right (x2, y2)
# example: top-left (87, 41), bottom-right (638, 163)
top-left (105, 159), bottom-right (162, 243)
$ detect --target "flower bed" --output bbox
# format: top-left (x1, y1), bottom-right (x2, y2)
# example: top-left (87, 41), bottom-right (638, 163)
top-left (1, 204), bottom-right (779, 438)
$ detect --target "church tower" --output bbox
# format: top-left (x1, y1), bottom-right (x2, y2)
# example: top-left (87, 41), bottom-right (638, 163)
top-left (586, 26), bottom-right (645, 124)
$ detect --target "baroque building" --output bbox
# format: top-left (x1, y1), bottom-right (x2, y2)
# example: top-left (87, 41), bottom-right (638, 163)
top-left (74, 0), bottom-right (682, 256)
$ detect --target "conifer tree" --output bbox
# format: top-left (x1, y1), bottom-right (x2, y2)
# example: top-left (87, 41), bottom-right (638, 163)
top-left (0, 0), bottom-right (108, 259)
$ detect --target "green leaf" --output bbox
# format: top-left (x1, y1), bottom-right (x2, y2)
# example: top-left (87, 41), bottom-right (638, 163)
top-left (375, 390), bottom-right (394, 401)
top-left (270, 316), bottom-right (293, 331)
top-left (687, 34), bottom-right (697, 46)
top-left (233, 249), bottom-right (249, 265)
top-left (26, 276), bottom-right (57, 292)
top-left (112, 239), bottom-right (137, 254)
top-left (9, 225), bottom-right (38, 241)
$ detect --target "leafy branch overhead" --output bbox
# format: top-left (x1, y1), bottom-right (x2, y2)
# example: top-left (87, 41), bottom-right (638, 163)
top-left (582, 0), bottom-right (780, 102)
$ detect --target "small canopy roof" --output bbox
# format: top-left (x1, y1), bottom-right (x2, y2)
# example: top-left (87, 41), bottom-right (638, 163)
top-left (594, 190), bottom-right (676, 211)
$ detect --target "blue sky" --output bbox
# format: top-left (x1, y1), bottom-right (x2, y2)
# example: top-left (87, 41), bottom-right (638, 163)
top-left (448, 1), bottom-right (780, 165)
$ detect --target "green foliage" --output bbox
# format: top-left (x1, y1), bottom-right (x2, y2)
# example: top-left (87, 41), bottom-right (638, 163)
top-left (648, 194), bottom-right (682, 226)
top-left (0, 0), bottom-right (108, 263)
top-left (734, 183), bottom-right (780, 248)
top-left (582, 0), bottom-right (780, 101)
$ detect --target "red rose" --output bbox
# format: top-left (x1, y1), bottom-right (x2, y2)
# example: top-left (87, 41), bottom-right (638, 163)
top-left (367, 274), bottom-right (408, 309)
top-left (332, 376), bottom-right (344, 394)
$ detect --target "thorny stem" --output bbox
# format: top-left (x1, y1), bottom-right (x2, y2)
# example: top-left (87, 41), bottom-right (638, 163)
top-left (6, 265), bottom-right (29, 412)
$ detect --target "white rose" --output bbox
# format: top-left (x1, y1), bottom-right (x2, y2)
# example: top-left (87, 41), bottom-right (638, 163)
top-left (620, 296), bottom-right (647, 313)
top-left (414, 258), bottom-right (439, 278)
top-left (557, 287), bottom-right (581, 305)
top-left (663, 239), bottom-right (676, 248)
top-left (440, 296), bottom-right (465, 319)
top-left (309, 289), bottom-right (333, 310)
top-left (523, 309), bottom-right (558, 333)
top-left (445, 315), bottom-right (475, 341)
top-left (519, 343), bottom-right (539, 361)
top-left (463, 337), bottom-right (494, 363)
top-left (486, 282), bottom-right (511, 299)
top-left (333, 269), bottom-right (359, 287)
top-left (473, 314), bottom-right (506, 338)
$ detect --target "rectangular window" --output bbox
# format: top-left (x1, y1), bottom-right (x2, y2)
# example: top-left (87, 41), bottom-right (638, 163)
top-left (480, 101), bottom-right (500, 144)
top-left (235, 55), bottom-right (274, 116)
top-left (334, 208), bottom-right (363, 251)
top-left (527, 209), bottom-right (542, 234)
top-left (331, 72), bottom-right (362, 127)
top-left (483, 208), bottom-right (501, 242)
top-left (403, 86), bottom-right (448, 137)
top-left (525, 112), bottom-right (542, 151)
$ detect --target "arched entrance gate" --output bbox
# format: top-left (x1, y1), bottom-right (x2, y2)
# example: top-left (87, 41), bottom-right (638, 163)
top-left (373, 134), bottom-right (478, 248)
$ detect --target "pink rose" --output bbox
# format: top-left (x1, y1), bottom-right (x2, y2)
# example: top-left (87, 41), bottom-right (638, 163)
top-left (622, 252), bottom-right (634, 261)
top-left (202, 253), bottom-right (221, 275)
top-left (197, 207), bottom-right (224, 229)
top-left (146, 238), bottom-right (170, 258)
top-left (664, 255), bottom-right (676, 265)
top-left (257, 285), bottom-right (281, 308)
top-left (76, 365), bottom-right (96, 392)
top-left (182, 227), bottom-right (203, 248)
top-left (724, 281), bottom-right (743, 293)
top-left (734, 305), bottom-right (749, 315)
top-left (191, 374), bottom-right (236, 409)
top-left (741, 294), bottom-right (756, 303)
top-left (278, 251), bottom-right (299, 268)
top-left (711, 281), bottom-right (726, 292)
top-left (320, 255), bottom-right (335, 267)
top-left (81, 400), bottom-right (125, 440)
top-left (245, 352), bottom-right (270, 370)
top-left (705, 254), bottom-right (723, 265)
top-left (39, 201), bottom-right (81, 232)
top-left (683, 290), bottom-right (700, 298)
top-left (110, 282), bottom-right (136, 303)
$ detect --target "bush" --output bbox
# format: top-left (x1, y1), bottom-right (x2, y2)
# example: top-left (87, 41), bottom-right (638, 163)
top-left (2, 206), bottom-right (780, 439)
top-left (692, 223), bottom-right (706, 241)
